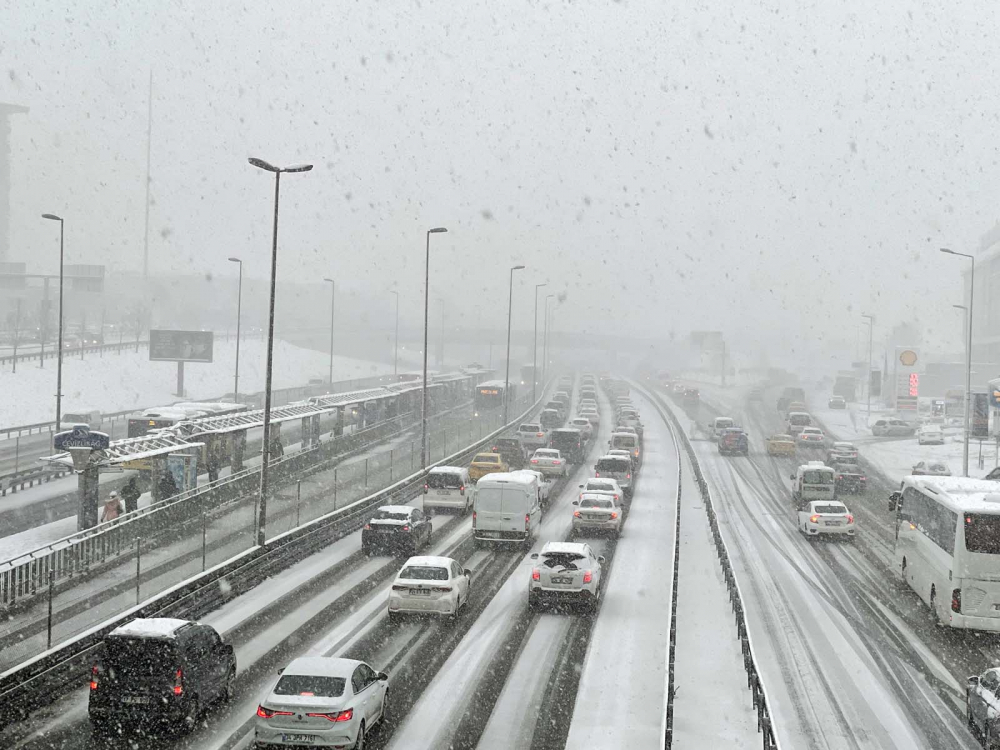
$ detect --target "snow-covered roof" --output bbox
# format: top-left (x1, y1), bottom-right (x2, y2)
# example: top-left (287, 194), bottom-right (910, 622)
top-left (401, 555), bottom-right (456, 567)
top-left (428, 466), bottom-right (466, 475)
top-left (110, 617), bottom-right (191, 639)
top-left (283, 656), bottom-right (363, 679)
top-left (375, 505), bottom-right (412, 515)
top-left (906, 476), bottom-right (1000, 514)
top-left (541, 541), bottom-right (588, 556)
top-left (476, 472), bottom-right (538, 486)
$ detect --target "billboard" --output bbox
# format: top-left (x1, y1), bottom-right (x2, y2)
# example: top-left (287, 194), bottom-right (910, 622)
top-left (973, 392), bottom-right (990, 439)
top-left (149, 330), bottom-right (214, 363)
top-left (870, 370), bottom-right (882, 397)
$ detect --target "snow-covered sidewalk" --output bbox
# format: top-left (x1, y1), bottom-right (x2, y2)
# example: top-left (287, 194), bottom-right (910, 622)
top-left (671, 433), bottom-right (760, 748)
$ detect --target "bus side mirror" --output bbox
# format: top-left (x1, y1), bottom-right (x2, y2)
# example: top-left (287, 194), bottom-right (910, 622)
top-left (889, 491), bottom-right (901, 511)
top-left (789, 474), bottom-right (795, 481)
top-left (969, 675), bottom-right (980, 687)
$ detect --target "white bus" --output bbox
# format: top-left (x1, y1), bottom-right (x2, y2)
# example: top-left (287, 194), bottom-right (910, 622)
top-left (889, 476), bottom-right (1000, 630)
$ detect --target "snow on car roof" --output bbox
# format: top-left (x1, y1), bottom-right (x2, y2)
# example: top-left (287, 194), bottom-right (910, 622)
top-left (375, 505), bottom-right (412, 514)
top-left (283, 656), bottom-right (366, 679)
top-left (833, 441), bottom-right (856, 448)
top-left (476, 472), bottom-right (538, 485)
top-left (401, 555), bottom-right (456, 567)
top-left (540, 541), bottom-right (589, 556)
top-left (429, 466), bottom-right (464, 475)
top-left (770, 434), bottom-right (794, 440)
top-left (111, 617), bottom-right (191, 639)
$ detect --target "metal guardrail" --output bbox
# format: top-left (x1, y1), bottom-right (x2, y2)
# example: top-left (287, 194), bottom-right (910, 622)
top-left (0, 465), bottom-right (72, 497)
top-left (0, 391), bottom-right (541, 730)
top-left (0, 339), bottom-right (150, 369)
top-left (648, 384), bottom-right (781, 750)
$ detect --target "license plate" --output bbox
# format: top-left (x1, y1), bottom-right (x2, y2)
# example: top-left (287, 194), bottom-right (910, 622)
top-left (436, 490), bottom-right (451, 495)
top-left (824, 520), bottom-right (842, 526)
top-left (282, 734), bottom-right (315, 744)
top-left (586, 514), bottom-right (603, 521)
top-left (551, 576), bottom-right (573, 584)
top-left (410, 588), bottom-right (430, 596)
top-left (122, 696), bottom-right (149, 705)
top-left (480, 531), bottom-right (500, 538)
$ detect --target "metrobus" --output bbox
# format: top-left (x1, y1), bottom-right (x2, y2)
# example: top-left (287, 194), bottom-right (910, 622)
top-left (474, 380), bottom-right (514, 416)
top-left (889, 476), bottom-right (1000, 630)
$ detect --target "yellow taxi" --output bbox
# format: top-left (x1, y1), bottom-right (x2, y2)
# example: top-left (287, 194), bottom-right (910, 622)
top-left (766, 434), bottom-right (797, 457)
top-left (468, 452), bottom-right (508, 482)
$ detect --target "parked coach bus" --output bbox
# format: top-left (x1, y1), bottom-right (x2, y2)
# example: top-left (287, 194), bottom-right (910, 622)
top-left (889, 476), bottom-right (1000, 631)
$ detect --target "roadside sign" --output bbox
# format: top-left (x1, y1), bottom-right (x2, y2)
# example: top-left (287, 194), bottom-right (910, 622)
top-left (899, 350), bottom-right (918, 366)
top-left (54, 425), bottom-right (110, 451)
top-left (973, 392), bottom-right (991, 438)
top-left (149, 330), bottom-right (214, 363)
top-left (908, 373), bottom-right (919, 397)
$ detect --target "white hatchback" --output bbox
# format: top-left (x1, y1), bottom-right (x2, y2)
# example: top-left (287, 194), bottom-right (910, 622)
top-left (529, 448), bottom-right (568, 477)
top-left (388, 556), bottom-right (471, 620)
top-left (797, 500), bottom-right (855, 540)
top-left (529, 542), bottom-right (604, 613)
top-left (254, 656), bottom-right (388, 749)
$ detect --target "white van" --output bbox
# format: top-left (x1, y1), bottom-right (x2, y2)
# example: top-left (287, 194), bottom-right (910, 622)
top-left (473, 472), bottom-right (542, 545)
top-left (609, 431), bottom-right (641, 464)
top-left (708, 417), bottom-right (735, 441)
top-left (424, 466), bottom-right (473, 514)
top-left (790, 461), bottom-right (836, 508)
top-left (61, 408), bottom-right (102, 430)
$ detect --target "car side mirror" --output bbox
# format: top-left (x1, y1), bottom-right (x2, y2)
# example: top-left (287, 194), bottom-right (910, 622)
top-left (378, 672), bottom-right (389, 681)
top-left (277, 668), bottom-right (285, 675)
top-left (597, 555), bottom-right (606, 565)
top-left (789, 474), bottom-right (796, 481)
top-left (530, 552), bottom-right (539, 560)
top-left (889, 491), bottom-right (901, 511)
top-left (572, 500), bottom-right (579, 506)
top-left (464, 569), bottom-right (472, 577)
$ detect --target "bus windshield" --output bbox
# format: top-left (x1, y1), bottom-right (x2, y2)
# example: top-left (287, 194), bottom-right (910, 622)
top-left (965, 514), bottom-right (1000, 555)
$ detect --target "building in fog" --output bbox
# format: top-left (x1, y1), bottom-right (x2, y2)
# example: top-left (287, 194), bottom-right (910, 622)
top-left (962, 224), bottom-right (1000, 380)
top-left (0, 103), bottom-right (29, 263)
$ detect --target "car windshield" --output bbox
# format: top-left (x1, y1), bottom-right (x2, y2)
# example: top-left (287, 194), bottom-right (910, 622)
top-left (372, 510), bottom-right (410, 521)
top-left (399, 566), bottom-right (449, 581)
top-left (274, 674), bottom-right (346, 698)
top-left (427, 474), bottom-right (462, 490)
top-left (541, 553), bottom-right (585, 569)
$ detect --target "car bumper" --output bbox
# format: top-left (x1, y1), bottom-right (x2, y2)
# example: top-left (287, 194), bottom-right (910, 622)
top-left (945, 612), bottom-right (1000, 632)
top-left (474, 529), bottom-right (529, 542)
top-left (254, 718), bottom-right (360, 748)
top-left (361, 533), bottom-right (415, 551)
top-left (529, 585), bottom-right (596, 604)
top-left (388, 593), bottom-right (457, 615)
top-left (89, 698), bottom-right (191, 727)
top-left (423, 496), bottom-right (467, 511)
top-left (572, 518), bottom-right (621, 534)
top-left (804, 523), bottom-right (855, 537)
top-left (835, 480), bottom-right (866, 493)
top-left (532, 465), bottom-right (564, 476)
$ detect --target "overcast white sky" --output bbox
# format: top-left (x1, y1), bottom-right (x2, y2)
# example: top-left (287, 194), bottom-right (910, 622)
top-left (4, 0), bottom-right (999, 365)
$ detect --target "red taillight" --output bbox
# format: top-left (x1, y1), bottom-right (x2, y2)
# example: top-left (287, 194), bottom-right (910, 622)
top-left (952, 588), bottom-right (962, 613)
top-left (525, 513), bottom-right (530, 526)
top-left (530, 459), bottom-right (538, 464)
top-left (472, 511), bottom-right (477, 528)
top-left (809, 514), bottom-right (820, 523)
top-left (583, 570), bottom-right (593, 583)
top-left (402, 525), bottom-right (410, 532)
top-left (173, 668), bottom-right (183, 696)
top-left (307, 708), bottom-right (354, 722)
top-left (363, 524), bottom-right (371, 530)
top-left (257, 705), bottom-right (295, 719)
top-left (837, 475), bottom-right (843, 480)
top-left (846, 514), bottom-right (855, 524)
top-left (627, 473), bottom-right (631, 479)
top-left (423, 484), bottom-right (428, 494)
top-left (614, 494), bottom-right (619, 501)
top-left (460, 485), bottom-right (465, 496)
top-left (573, 511), bottom-right (581, 518)
top-left (610, 512), bottom-right (618, 519)
top-left (595, 472), bottom-right (600, 477)
top-left (532, 568), bottom-right (540, 581)
top-left (537, 432), bottom-right (544, 437)
top-left (90, 664), bottom-right (99, 691)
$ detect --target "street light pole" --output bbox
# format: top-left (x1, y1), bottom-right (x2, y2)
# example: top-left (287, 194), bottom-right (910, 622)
top-left (324, 278), bottom-right (335, 386)
top-left (248, 157), bottom-right (313, 547)
top-left (861, 313), bottom-right (874, 424)
top-left (389, 290), bottom-right (399, 376)
top-left (228, 257), bottom-right (243, 401)
top-left (942, 248), bottom-right (975, 477)
top-left (503, 265), bottom-right (526, 424)
top-left (532, 282), bottom-right (546, 404)
top-left (542, 294), bottom-right (555, 386)
top-left (421, 227), bottom-right (448, 469)
top-left (41, 214), bottom-right (65, 431)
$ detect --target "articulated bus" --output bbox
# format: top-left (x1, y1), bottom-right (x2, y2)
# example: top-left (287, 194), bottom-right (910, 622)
top-left (889, 476), bottom-right (1000, 630)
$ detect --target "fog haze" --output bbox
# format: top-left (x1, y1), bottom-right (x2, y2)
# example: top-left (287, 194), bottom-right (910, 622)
top-left (4, 0), bottom-right (999, 363)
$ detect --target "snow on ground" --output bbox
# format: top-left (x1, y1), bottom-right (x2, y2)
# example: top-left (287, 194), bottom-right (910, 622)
top-left (0, 337), bottom-right (387, 428)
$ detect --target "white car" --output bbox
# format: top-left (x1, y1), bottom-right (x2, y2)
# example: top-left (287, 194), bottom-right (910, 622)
top-left (569, 417), bottom-right (593, 441)
top-left (579, 407), bottom-right (601, 427)
top-left (797, 500), bottom-right (855, 541)
top-left (423, 466), bottom-right (473, 515)
top-left (917, 425), bottom-right (945, 445)
top-left (796, 427), bottom-right (826, 448)
top-left (528, 542), bottom-right (605, 613)
top-left (254, 656), bottom-right (388, 749)
top-left (529, 448), bottom-right (568, 477)
top-left (571, 493), bottom-right (622, 537)
top-left (579, 477), bottom-right (623, 502)
top-left (912, 461), bottom-right (951, 477)
top-left (388, 556), bottom-right (471, 620)
top-left (516, 422), bottom-right (549, 451)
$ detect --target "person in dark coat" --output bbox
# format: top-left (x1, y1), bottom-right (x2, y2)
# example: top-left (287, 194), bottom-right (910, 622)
top-left (120, 476), bottom-right (141, 514)
top-left (156, 470), bottom-right (178, 501)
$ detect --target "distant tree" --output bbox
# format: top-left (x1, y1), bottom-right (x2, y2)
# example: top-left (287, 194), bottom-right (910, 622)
top-left (6, 299), bottom-right (30, 373)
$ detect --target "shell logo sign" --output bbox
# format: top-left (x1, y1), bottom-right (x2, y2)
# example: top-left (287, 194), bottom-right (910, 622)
top-left (899, 350), bottom-right (918, 367)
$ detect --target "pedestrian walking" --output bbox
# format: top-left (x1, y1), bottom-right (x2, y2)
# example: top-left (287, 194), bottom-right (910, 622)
top-left (100, 491), bottom-right (124, 523)
top-left (120, 476), bottom-right (141, 514)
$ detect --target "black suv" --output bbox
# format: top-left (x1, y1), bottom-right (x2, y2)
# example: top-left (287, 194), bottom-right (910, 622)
top-left (362, 505), bottom-right (432, 554)
top-left (89, 618), bottom-right (236, 736)
top-left (492, 437), bottom-right (526, 470)
top-left (550, 428), bottom-right (585, 464)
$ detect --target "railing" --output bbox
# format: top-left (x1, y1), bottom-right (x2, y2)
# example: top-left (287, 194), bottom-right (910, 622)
top-left (0, 391), bottom-right (540, 730)
top-left (0, 465), bottom-right (73, 497)
top-left (649, 383), bottom-right (781, 750)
